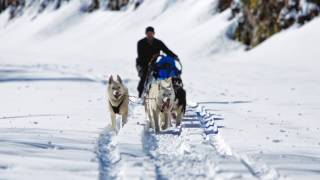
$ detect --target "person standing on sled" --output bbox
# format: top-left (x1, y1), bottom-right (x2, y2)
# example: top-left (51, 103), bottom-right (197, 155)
top-left (136, 26), bottom-right (179, 98)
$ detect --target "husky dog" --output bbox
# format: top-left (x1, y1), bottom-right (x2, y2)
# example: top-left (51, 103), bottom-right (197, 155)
top-left (145, 78), bottom-right (175, 133)
top-left (171, 77), bottom-right (186, 127)
top-left (107, 75), bottom-right (129, 131)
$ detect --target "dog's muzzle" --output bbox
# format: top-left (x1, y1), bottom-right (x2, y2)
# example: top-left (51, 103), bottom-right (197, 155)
top-left (113, 91), bottom-right (122, 99)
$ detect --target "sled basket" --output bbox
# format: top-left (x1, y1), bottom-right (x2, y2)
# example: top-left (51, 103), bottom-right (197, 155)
top-left (153, 55), bottom-right (182, 80)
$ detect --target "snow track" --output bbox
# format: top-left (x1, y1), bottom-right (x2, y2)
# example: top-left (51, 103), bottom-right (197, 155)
top-left (96, 104), bottom-right (156, 180)
top-left (96, 102), bottom-right (281, 179)
top-left (145, 104), bottom-right (256, 180)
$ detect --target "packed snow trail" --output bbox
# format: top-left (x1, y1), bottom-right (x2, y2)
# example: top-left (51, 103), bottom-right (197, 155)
top-left (96, 103), bottom-right (157, 180)
top-left (145, 104), bottom-right (256, 180)
top-left (96, 100), bottom-right (282, 179)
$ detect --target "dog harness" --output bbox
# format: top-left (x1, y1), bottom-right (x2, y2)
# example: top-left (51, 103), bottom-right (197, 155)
top-left (109, 98), bottom-right (125, 114)
top-left (157, 99), bottom-right (171, 113)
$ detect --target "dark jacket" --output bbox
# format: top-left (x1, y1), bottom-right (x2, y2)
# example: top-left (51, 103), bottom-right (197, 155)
top-left (136, 37), bottom-right (177, 70)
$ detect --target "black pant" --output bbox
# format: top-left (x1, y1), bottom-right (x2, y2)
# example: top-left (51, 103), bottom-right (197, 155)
top-left (137, 57), bottom-right (157, 97)
top-left (137, 69), bottom-right (147, 98)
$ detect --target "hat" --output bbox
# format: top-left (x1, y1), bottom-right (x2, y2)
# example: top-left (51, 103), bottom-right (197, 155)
top-left (145, 26), bottom-right (155, 33)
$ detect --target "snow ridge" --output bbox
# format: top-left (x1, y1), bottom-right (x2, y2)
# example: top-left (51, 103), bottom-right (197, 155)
top-left (198, 105), bottom-right (282, 180)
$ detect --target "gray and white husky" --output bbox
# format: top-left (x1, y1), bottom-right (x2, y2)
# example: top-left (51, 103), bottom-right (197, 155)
top-left (145, 78), bottom-right (175, 133)
top-left (107, 75), bottom-right (129, 132)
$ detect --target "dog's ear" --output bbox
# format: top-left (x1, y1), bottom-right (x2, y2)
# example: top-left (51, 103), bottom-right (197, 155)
top-left (117, 75), bottom-right (123, 84)
top-left (108, 75), bottom-right (114, 84)
top-left (166, 77), bottom-right (173, 87)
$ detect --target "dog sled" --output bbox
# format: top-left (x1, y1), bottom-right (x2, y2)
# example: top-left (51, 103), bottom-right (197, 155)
top-left (143, 55), bottom-right (183, 94)
top-left (143, 55), bottom-right (186, 134)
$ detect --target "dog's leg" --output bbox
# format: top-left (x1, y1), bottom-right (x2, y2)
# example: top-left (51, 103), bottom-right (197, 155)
top-left (165, 112), bottom-right (172, 129)
top-left (160, 112), bottom-right (171, 130)
top-left (176, 111), bottom-right (182, 127)
top-left (145, 101), bottom-right (153, 130)
top-left (148, 109), bottom-right (154, 130)
top-left (110, 113), bottom-right (116, 130)
top-left (153, 109), bottom-right (160, 134)
top-left (149, 115), bottom-right (155, 131)
top-left (167, 112), bottom-right (172, 128)
top-left (176, 106), bottom-right (183, 127)
top-left (160, 112), bottom-right (166, 130)
top-left (122, 110), bottom-right (128, 127)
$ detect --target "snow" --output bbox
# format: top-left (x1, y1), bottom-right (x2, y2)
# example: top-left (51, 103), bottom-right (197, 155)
top-left (0, 0), bottom-right (320, 179)
top-left (0, 81), bottom-right (105, 179)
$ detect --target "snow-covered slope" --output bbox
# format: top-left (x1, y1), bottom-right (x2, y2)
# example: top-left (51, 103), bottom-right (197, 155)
top-left (0, 0), bottom-right (320, 179)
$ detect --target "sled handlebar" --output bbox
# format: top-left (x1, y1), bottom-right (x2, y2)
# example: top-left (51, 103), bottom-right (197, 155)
top-left (175, 58), bottom-right (183, 74)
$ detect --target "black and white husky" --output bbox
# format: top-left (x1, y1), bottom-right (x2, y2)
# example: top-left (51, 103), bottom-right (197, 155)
top-left (172, 77), bottom-right (186, 127)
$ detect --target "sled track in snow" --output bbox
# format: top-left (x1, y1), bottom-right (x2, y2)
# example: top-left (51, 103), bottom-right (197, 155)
top-left (96, 103), bottom-right (281, 180)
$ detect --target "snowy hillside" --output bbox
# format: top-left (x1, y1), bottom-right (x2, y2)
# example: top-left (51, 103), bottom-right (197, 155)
top-left (0, 0), bottom-right (320, 179)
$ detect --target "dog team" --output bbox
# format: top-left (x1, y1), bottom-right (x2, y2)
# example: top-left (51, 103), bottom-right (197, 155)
top-left (107, 26), bottom-right (186, 134)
